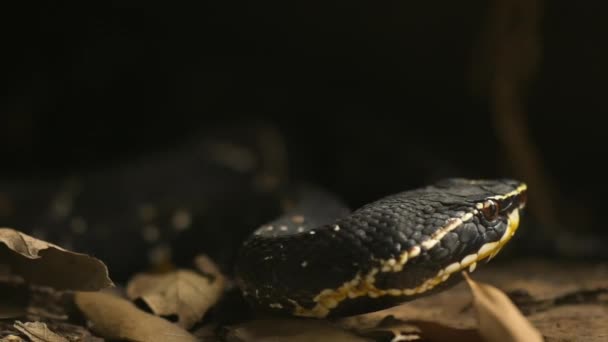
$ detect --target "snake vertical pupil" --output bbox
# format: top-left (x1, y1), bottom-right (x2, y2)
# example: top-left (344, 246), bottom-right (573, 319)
top-left (481, 199), bottom-right (500, 220)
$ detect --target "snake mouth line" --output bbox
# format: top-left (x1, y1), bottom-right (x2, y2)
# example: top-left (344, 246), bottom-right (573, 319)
top-left (289, 207), bottom-right (522, 318)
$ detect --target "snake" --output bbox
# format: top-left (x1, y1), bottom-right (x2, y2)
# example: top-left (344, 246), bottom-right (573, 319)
top-left (0, 130), bottom-right (527, 320)
top-left (234, 178), bottom-right (527, 318)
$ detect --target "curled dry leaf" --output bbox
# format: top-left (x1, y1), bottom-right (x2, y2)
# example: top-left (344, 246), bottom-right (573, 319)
top-left (126, 255), bottom-right (226, 329)
top-left (226, 319), bottom-right (371, 342)
top-left (463, 272), bottom-right (544, 342)
top-left (0, 228), bottom-right (112, 291)
top-left (74, 291), bottom-right (197, 342)
top-left (13, 321), bottom-right (67, 342)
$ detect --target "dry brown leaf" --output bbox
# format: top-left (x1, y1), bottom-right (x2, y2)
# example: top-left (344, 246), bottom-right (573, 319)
top-left (126, 256), bottom-right (225, 329)
top-left (126, 270), bottom-right (223, 329)
top-left (13, 321), bottom-right (67, 342)
top-left (463, 272), bottom-right (544, 342)
top-left (0, 335), bottom-right (24, 342)
top-left (0, 227), bottom-right (112, 291)
top-left (74, 291), bottom-right (197, 342)
top-left (226, 319), bottom-right (371, 342)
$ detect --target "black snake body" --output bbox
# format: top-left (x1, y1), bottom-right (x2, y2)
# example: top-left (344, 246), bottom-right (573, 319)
top-left (0, 129), bottom-right (527, 319)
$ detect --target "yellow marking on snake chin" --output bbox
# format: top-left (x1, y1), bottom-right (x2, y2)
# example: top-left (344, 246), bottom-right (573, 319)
top-left (290, 208), bottom-right (522, 318)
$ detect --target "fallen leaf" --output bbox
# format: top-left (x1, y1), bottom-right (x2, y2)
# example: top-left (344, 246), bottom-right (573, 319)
top-left (6, 319), bottom-right (104, 342)
top-left (226, 319), bottom-right (371, 342)
top-left (0, 227), bottom-right (113, 291)
top-left (126, 255), bottom-right (226, 329)
top-left (74, 291), bottom-right (197, 342)
top-left (463, 272), bottom-right (544, 342)
top-left (13, 321), bottom-right (67, 342)
top-left (0, 335), bottom-right (23, 342)
top-left (126, 270), bottom-right (221, 328)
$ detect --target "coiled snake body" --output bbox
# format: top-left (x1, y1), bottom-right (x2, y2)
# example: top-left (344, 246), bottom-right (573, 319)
top-left (0, 135), bottom-right (527, 319)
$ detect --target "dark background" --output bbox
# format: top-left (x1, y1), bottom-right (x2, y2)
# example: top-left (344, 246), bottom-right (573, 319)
top-left (1, 2), bottom-right (607, 260)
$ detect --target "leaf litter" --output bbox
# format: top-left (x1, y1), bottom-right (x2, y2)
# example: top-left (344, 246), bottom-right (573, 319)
top-left (74, 291), bottom-right (198, 342)
top-left (126, 255), bottom-right (226, 329)
top-left (0, 228), bottom-right (112, 291)
top-left (0, 224), bottom-right (604, 341)
top-left (12, 321), bottom-right (67, 342)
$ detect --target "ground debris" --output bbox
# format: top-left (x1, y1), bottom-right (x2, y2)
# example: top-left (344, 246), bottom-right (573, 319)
top-left (13, 321), bottom-right (67, 342)
top-left (74, 291), bottom-right (197, 342)
top-left (1, 255), bottom-right (605, 341)
top-left (126, 255), bottom-right (226, 329)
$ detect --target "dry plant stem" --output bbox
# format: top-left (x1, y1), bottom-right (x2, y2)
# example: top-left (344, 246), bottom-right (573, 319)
top-left (484, 0), bottom-right (559, 231)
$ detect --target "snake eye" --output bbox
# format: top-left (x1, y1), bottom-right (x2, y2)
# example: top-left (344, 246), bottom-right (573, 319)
top-left (481, 200), bottom-right (500, 221)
